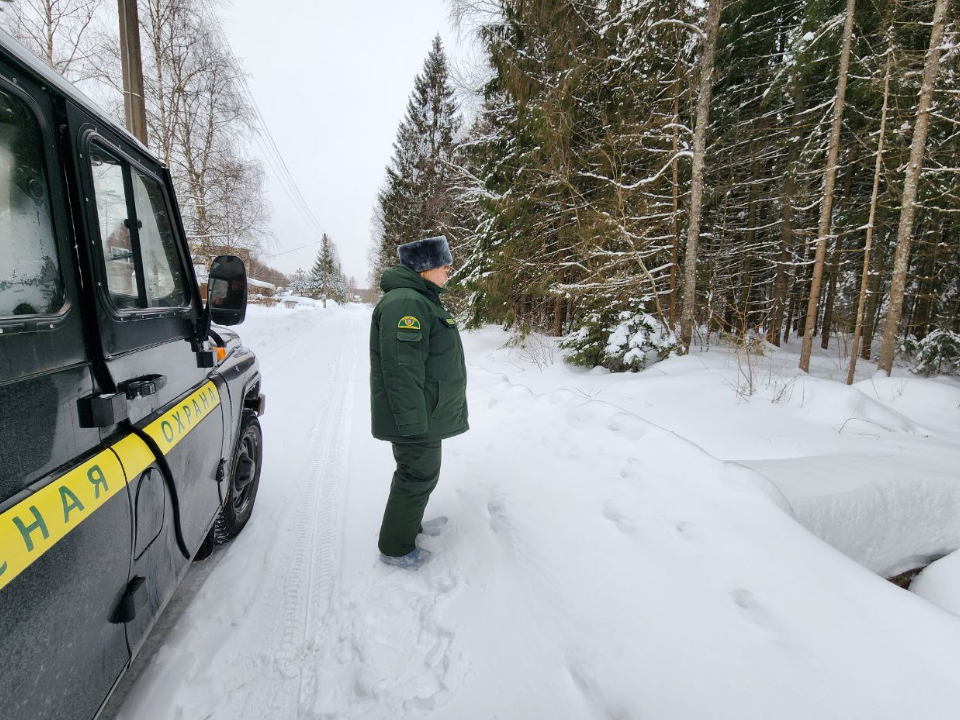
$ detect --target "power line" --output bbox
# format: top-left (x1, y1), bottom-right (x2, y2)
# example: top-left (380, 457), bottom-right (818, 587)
top-left (207, 14), bottom-right (329, 251)
top-left (263, 238), bottom-right (325, 259)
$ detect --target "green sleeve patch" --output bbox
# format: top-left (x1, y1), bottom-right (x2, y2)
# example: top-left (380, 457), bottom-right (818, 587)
top-left (398, 316), bottom-right (421, 330)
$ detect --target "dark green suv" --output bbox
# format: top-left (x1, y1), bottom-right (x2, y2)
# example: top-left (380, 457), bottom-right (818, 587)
top-left (0, 28), bottom-right (265, 720)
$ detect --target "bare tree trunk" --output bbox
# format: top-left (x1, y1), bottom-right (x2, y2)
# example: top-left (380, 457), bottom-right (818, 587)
top-left (768, 66), bottom-right (807, 346)
top-left (784, 282), bottom-right (799, 344)
top-left (799, 0), bottom-right (856, 372)
top-left (679, 0), bottom-right (724, 351)
top-left (669, 41), bottom-right (681, 328)
top-left (553, 294), bottom-right (564, 336)
top-left (910, 223), bottom-right (940, 339)
top-left (820, 233), bottom-right (844, 350)
top-left (740, 152), bottom-right (761, 336)
top-left (821, 166), bottom-right (855, 349)
top-left (878, 0), bottom-right (950, 374)
top-left (796, 241), bottom-right (815, 337)
top-left (847, 47), bottom-right (892, 384)
top-left (862, 258), bottom-right (886, 357)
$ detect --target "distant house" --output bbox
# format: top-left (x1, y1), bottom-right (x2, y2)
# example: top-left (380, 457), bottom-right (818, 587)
top-left (247, 278), bottom-right (276, 304)
top-left (357, 287), bottom-right (379, 304)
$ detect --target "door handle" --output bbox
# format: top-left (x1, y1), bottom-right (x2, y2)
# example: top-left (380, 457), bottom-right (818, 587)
top-left (120, 374), bottom-right (168, 400)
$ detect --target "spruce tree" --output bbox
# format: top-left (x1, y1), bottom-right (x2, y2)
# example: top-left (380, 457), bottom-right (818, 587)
top-left (310, 234), bottom-right (340, 308)
top-left (372, 35), bottom-right (462, 286)
top-left (289, 269), bottom-right (311, 298)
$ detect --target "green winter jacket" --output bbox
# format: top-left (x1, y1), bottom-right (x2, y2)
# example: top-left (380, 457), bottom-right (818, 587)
top-left (370, 265), bottom-right (469, 442)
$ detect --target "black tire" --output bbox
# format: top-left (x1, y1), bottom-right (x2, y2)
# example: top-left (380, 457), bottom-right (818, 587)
top-left (214, 412), bottom-right (263, 544)
top-left (193, 526), bottom-right (216, 562)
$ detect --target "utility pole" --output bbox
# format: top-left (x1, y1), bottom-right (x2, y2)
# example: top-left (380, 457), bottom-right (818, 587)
top-left (118, 0), bottom-right (148, 145)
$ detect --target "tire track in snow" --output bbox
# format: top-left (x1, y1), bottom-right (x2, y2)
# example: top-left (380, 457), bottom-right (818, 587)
top-left (101, 309), bottom-right (364, 720)
top-left (266, 315), bottom-right (358, 719)
top-left (254, 309), bottom-right (337, 362)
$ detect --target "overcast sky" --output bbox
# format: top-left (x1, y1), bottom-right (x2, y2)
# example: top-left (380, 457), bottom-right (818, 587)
top-left (221, 0), bottom-right (478, 285)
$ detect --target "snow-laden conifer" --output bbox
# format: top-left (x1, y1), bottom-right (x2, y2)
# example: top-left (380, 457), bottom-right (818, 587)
top-left (371, 35), bottom-right (462, 288)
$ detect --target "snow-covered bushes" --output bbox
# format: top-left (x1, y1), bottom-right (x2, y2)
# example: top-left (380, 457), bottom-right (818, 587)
top-left (906, 330), bottom-right (960, 376)
top-left (561, 310), bottom-right (677, 372)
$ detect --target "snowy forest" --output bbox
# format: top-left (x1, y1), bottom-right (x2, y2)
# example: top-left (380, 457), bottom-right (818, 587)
top-left (372, 0), bottom-right (960, 378)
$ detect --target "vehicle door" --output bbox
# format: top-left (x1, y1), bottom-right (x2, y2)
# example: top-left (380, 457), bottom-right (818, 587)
top-left (0, 67), bottom-right (132, 720)
top-left (67, 105), bottom-right (228, 653)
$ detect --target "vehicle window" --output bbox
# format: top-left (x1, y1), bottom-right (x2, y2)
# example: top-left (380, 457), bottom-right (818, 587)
top-left (131, 170), bottom-right (186, 307)
top-left (0, 87), bottom-right (64, 317)
top-left (90, 146), bottom-right (141, 308)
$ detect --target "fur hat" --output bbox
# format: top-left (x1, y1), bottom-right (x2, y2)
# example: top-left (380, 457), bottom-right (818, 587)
top-left (398, 236), bottom-right (453, 273)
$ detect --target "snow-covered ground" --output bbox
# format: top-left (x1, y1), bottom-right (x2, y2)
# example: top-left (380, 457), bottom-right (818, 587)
top-left (103, 304), bottom-right (960, 720)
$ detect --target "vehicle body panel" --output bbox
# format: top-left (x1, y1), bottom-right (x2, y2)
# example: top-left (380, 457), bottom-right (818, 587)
top-left (0, 27), bottom-right (264, 720)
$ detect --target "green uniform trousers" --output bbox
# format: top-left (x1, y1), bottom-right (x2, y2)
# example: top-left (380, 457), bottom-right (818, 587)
top-left (378, 440), bottom-right (442, 557)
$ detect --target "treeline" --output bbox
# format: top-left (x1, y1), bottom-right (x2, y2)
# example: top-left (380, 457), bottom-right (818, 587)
top-left (1, 0), bottom-right (277, 273)
top-left (385, 0), bottom-right (958, 376)
top-left (456, 0), bottom-right (960, 373)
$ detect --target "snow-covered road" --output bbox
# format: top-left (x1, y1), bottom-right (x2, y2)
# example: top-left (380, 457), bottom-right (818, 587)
top-left (103, 304), bottom-right (960, 720)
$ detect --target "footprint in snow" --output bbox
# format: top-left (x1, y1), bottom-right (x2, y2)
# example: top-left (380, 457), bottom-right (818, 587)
top-left (606, 412), bottom-right (648, 441)
top-left (487, 496), bottom-right (509, 533)
top-left (619, 459), bottom-right (642, 480)
top-left (299, 572), bottom-right (462, 717)
top-left (566, 654), bottom-right (630, 720)
top-left (731, 588), bottom-right (776, 632)
top-left (601, 502), bottom-right (640, 536)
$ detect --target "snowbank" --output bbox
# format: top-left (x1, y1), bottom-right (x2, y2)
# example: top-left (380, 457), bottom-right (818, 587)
top-left (468, 328), bottom-right (960, 577)
top-left (912, 550), bottom-right (960, 617)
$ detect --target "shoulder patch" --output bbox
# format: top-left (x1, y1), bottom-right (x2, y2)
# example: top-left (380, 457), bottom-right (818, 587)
top-left (444, 317), bottom-right (456, 327)
top-left (398, 316), bottom-right (421, 330)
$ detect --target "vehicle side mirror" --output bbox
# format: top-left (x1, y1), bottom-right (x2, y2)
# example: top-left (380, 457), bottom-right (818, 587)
top-left (207, 255), bottom-right (247, 326)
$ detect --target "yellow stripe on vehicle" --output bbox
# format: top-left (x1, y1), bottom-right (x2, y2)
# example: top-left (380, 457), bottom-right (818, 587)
top-left (143, 381), bottom-right (220, 455)
top-left (0, 380), bottom-right (222, 595)
top-left (111, 432), bottom-right (155, 479)
top-left (0, 448), bottom-right (126, 594)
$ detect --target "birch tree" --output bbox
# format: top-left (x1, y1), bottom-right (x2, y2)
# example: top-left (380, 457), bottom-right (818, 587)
top-left (1, 0), bottom-right (101, 79)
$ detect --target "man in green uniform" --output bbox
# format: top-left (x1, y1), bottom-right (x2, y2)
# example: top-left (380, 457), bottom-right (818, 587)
top-left (370, 236), bottom-right (469, 569)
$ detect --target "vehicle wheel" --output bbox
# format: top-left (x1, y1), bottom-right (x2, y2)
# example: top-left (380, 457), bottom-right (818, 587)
top-left (215, 412), bottom-right (262, 543)
top-left (193, 526), bottom-right (215, 562)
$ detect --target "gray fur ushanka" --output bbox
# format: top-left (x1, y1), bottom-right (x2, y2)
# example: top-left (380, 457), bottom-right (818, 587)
top-left (397, 236), bottom-right (453, 273)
